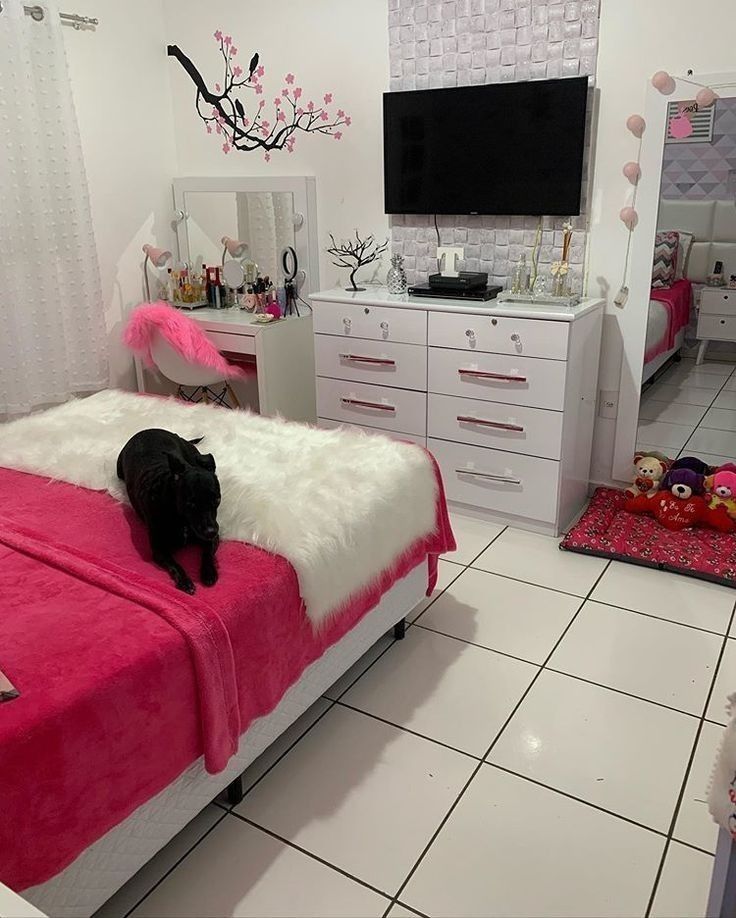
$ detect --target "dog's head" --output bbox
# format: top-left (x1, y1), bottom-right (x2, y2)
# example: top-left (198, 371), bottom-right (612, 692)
top-left (167, 451), bottom-right (220, 542)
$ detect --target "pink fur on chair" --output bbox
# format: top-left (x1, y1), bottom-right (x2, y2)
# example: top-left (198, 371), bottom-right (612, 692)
top-left (123, 302), bottom-right (251, 380)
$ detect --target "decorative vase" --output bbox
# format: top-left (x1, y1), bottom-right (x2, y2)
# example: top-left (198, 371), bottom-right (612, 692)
top-left (386, 254), bottom-right (408, 295)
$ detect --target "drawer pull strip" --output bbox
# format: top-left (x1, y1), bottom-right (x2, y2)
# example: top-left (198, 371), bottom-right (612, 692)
top-left (340, 397), bottom-right (395, 412)
top-left (339, 353), bottom-right (396, 366)
top-left (456, 415), bottom-right (524, 432)
top-left (458, 369), bottom-right (527, 383)
top-left (455, 468), bottom-right (521, 484)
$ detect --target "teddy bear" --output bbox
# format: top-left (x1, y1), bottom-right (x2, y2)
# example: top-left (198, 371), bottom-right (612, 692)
top-left (660, 466), bottom-right (704, 500)
top-left (625, 452), bottom-right (669, 498)
top-left (625, 467), bottom-right (735, 531)
top-left (708, 470), bottom-right (736, 519)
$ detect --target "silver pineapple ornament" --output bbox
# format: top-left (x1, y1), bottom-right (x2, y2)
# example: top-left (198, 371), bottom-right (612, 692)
top-left (386, 253), bottom-right (408, 295)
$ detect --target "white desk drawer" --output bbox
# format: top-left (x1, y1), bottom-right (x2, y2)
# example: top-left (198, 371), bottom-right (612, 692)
top-left (205, 329), bottom-right (257, 356)
top-left (428, 393), bottom-right (563, 459)
top-left (314, 335), bottom-right (426, 390)
top-left (312, 300), bottom-right (427, 345)
top-left (428, 438), bottom-right (560, 523)
top-left (318, 417), bottom-right (426, 446)
top-left (316, 377), bottom-right (426, 435)
top-left (698, 314), bottom-right (736, 341)
top-left (429, 347), bottom-right (567, 411)
top-left (429, 311), bottom-right (569, 360)
top-left (700, 289), bottom-right (736, 316)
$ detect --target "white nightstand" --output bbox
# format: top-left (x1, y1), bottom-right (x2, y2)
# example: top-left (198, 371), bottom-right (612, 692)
top-left (697, 287), bottom-right (736, 364)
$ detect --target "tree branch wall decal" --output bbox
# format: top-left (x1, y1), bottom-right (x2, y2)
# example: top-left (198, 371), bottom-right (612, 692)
top-left (168, 32), bottom-right (351, 161)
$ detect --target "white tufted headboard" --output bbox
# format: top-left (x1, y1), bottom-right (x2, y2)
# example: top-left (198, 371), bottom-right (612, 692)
top-left (657, 198), bottom-right (736, 283)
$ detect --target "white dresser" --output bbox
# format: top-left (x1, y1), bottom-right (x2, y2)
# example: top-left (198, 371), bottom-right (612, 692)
top-left (697, 287), bottom-right (736, 364)
top-left (310, 288), bottom-right (604, 536)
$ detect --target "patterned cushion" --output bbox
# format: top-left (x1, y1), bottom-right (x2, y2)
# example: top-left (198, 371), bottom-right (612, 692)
top-left (652, 231), bottom-right (680, 288)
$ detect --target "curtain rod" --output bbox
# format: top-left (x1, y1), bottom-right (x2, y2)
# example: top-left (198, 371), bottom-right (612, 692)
top-left (23, 4), bottom-right (98, 29)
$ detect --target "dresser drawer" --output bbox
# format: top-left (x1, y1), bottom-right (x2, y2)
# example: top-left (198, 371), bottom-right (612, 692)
top-left (698, 314), bottom-right (736, 341)
top-left (318, 417), bottom-right (426, 446)
top-left (205, 329), bottom-right (256, 356)
top-left (428, 393), bottom-right (563, 459)
top-left (428, 311), bottom-right (569, 360)
top-left (314, 334), bottom-right (426, 390)
top-left (428, 438), bottom-right (560, 523)
top-left (312, 300), bottom-right (427, 345)
top-left (428, 347), bottom-right (567, 411)
top-left (700, 289), bottom-right (736, 316)
top-left (316, 377), bottom-right (426, 435)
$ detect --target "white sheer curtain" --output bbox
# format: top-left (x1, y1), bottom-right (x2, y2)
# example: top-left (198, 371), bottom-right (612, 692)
top-left (0, 0), bottom-right (108, 417)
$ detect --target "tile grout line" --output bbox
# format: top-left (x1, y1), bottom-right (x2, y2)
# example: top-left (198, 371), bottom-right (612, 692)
top-left (383, 559), bottom-right (613, 914)
top-left (678, 363), bottom-right (734, 457)
top-left (120, 809), bottom-right (229, 918)
top-left (644, 596), bottom-right (736, 917)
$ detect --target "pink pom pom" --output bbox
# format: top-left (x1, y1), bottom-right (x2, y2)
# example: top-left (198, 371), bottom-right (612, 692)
top-left (696, 87), bottom-right (718, 108)
top-left (626, 114), bottom-right (646, 138)
top-left (623, 162), bottom-right (641, 185)
top-left (620, 206), bottom-right (639, 231)
top-left (651, 70), bottom-right (676, 95)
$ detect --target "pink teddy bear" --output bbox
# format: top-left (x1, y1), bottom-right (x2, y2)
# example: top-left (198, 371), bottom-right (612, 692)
top-left (708, 470), bottom-right (736, 519)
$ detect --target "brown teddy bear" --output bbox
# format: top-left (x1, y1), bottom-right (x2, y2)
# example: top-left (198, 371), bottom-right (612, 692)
top-left (625, 452), bottom-right (670, 498)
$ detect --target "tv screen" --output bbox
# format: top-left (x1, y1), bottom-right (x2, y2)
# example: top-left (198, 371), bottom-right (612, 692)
top-left (383, 77), bottom-right (589, 216)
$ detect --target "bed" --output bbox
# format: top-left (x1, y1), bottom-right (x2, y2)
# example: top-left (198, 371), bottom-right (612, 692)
top-left (643, 199), bottom-right (736, 385)
top-left (0, 391), bottom-right (453, 918)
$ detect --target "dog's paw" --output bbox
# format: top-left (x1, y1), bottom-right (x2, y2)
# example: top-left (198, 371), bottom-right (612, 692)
top-left (201, 565), bottom-right (219, 587)
top-left (176, 577), bottom-right (196, 595)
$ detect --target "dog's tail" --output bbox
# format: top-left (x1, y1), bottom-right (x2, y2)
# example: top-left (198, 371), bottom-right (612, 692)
top-left (188, 437), bottom-right (204, 446)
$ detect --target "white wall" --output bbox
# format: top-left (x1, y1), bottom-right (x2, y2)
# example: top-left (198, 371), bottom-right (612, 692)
top-left (587, 0), bottom-right (736, 483)
top-left (63, 0), bottom-right (178, 388)
top-left (162, 0), bottom-right (390, 291)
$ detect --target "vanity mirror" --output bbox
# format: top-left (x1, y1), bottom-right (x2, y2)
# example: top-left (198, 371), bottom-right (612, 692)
top-left (173, 176), bottom-right (319, 299)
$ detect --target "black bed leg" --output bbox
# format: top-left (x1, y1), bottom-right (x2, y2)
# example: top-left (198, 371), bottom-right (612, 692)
top-left (393, 617), bottom-right (407, 640)
top-left (226, 774), bottom-right (244, 806)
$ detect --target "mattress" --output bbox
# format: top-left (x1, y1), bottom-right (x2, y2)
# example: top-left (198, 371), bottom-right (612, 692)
top-left (645, 298), bottom-right (670, 357)
top-left (23, 565), bottom-right (425, 918)
top-left (644, 278), bottom-right (693, 366)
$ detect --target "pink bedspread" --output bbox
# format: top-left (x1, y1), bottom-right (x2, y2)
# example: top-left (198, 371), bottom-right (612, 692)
top-left (644, 278), bottom-right (693, 364)
top-left (0, 464), bottom-right (453, 892)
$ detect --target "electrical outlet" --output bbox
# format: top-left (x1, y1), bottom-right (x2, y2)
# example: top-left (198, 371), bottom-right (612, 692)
top-left (598, 390), bottom-right (618, 419)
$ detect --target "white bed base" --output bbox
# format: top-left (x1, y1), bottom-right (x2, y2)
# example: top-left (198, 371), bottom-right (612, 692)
top-left (642, 327), bottom-right (685, 386)
top-left (22, 565), bottom-right (426, 918)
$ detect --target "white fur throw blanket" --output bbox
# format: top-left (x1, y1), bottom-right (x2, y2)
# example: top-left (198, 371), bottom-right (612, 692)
top-left (0, 390), bottom-right (437, 627)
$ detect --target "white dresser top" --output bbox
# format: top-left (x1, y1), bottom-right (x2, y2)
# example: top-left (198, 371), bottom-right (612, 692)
top-left (310, 287), bottom-right (603, 322)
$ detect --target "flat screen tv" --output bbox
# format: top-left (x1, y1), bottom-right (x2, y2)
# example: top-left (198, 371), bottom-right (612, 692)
top-left (383, 76), bottom-right (589, 216)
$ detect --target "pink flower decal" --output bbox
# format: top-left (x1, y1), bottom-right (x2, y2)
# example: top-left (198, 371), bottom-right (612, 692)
top-left (282, 88), bottom-right (289, 97)
top-left (324, 93), bottom-right (333, 104)
top-left (224, 35), bottom-right (231, 46)
top-left (285, 73), bottom-right (295, 84)
top-left (296, 107), bottom-right (304, 116)
top-left (256, 65), bottom-right (265, 77)
top-left (265, 152), bottom-right (271, 162)
top-left (278, 111), bottom-right (286, 122)
top-left (222, 142), bottom-right (230, 154)
top-left (259, 99), bottom-right (265, 108)
top-left (337, 109), bottom-right (345, 118)
top-left (334, 131), bottom-right (343, 140)
top-left (233, 65), bottom-right (242, 77)
top-left (215, 122), bottom-right (222, 134)
top-left (255, 83), bottom-right (263, 95)
top-left (261, 119), bottom-right (270, 131)
top-left (206, 124), bottom-right (212, 134)
top-left (243, 117), bottom-right (249, 127)
top-left (214, 30), bottom-right (223, 41)
top-left (307, 101), bottom-right (314, 111)
top-left (215, 83), bottom-right (221, 93)
top-left (230, 46), bottom-right (238, 56)
top-left (274, 97), bottom-right (281, 106)
top-left (293, 87), bottom-right (302, 99)
top-left (344, 115), bottom-right (352, 126)
top-left (320, 111), bottom-right (328, 121)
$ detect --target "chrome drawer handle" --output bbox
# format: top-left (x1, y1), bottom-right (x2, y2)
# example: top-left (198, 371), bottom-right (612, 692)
top-left (458, 369), bottom-right (527, 383)
top-left (339, 353), bottom-right (396, 366)
top-left (340, 397), bottom-right (395, 412)
top-left (455, 468), bottom-right (521, 484)
top-left (456, 415), bottom-right (524, 432)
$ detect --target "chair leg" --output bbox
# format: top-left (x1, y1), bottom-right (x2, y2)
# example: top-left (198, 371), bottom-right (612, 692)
top-left (393, 617), bottom-right (407, 640)
top-left (225, 775), bottom-right (244, 806)
top-left (226, 383), bottom-right (241, 409)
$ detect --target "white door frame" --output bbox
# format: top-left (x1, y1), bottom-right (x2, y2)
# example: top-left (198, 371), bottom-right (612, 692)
top-left (611, 71), bottom-right (736, 483)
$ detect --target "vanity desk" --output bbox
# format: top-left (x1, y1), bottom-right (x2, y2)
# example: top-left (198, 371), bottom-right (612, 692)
top-left (310, 288), bottom-right (604, 536)
top-left (134, 306), bottom-right (316, 422)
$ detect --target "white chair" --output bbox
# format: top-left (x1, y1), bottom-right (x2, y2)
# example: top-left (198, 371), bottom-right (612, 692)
top-left (150, 331), bottom-right (241, 408)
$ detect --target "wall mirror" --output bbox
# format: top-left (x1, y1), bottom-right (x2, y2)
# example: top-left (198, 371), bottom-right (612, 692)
top-left (173, 176), bottom-right (319, 294)
top-left (613, 72), bottom-right (736, 482)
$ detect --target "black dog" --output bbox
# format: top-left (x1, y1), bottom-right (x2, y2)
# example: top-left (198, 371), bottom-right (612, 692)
top-left (117, 429), bottom-right (221, 594)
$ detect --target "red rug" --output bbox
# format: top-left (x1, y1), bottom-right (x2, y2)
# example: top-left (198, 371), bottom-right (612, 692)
top-left (561, 487), bottom-right (736, 587)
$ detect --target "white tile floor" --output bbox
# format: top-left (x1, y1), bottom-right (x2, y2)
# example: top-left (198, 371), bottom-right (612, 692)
top-left (95, 512), bottom-right (736, 918)
top-left (638, 356), bottom-right (736, 463)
